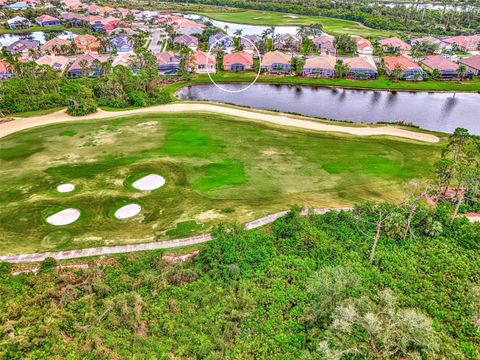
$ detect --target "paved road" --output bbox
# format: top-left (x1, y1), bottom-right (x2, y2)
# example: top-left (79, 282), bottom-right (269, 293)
top-left (148, 29), bottom-right (166, 52)
top-left (0, 208), bottom-right (351, 263)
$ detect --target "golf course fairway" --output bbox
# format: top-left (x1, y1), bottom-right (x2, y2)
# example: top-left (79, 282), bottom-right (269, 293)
top-left (0, 111), bottom-right (442, 255)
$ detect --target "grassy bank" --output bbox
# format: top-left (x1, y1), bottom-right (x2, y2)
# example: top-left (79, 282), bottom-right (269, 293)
top-left (188, 72), bottom-right (480, 92)
top-left (0, 25), bottom-right (87, 35)
top-left (197, 8), bottom-right (395, 38)
top-left (0, 111), bottom-right (441, 254)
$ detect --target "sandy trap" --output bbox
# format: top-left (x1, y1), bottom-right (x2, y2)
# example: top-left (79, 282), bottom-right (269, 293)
top-left (115, 203), bottom-right (142, 219)
top-left (132, 174), bottom-right (166, 191)
top-left (46, 208), bottom-right (80, 226)
top-left (57, 183), bottom-right (75, 193)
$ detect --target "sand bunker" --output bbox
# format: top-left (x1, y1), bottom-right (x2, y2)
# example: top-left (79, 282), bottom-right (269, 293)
top-left (132, 174), bottom-right (166, 191)
top-left (114, 203), bottom-right (142, 219)
top-left (57, 183), bottom-right (75, 193)
top-left (46, 208), bottom-right (80, 226)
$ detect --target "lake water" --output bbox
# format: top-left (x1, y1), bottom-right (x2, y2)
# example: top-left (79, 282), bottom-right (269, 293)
top-left (0, 31), bottom-right (76, 47)
top-left (186, 14), bottom-right (300, 36)
top-left (178, 84), bottom-right (480, 134)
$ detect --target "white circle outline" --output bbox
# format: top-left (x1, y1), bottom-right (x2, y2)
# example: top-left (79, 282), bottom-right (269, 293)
top-left (206, 34), bottom-right (262, 93)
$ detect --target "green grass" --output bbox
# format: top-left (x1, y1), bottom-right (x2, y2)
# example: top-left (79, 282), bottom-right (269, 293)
top-left (189, 72), bottom-right (480, 92)
top-left (197, 9), bottom-right (395, 38)
top-left (0, 112), bottom-right (442, 255)
top-left (0, 25), bottom-right (87, 34)
top-left (12, 107), bottom-right (64, 118)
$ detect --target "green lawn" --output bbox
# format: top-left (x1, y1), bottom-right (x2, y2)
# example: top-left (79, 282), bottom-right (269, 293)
top-left (188, 72), bottom-right (480, 92)
top-left (0, 25), bottom-right (87, 34)
top-left (197, 9), bottom-right (395, 38)
top-left (0, 112), bottom-right (442, 255)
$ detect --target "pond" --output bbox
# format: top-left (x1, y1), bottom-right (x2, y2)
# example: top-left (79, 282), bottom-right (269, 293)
top-left (186, 14), bottom-right (300, 36)
top-left (177, 83), bottom-right (480, 134)
top-left (0, 31), bottom-right (76, 47)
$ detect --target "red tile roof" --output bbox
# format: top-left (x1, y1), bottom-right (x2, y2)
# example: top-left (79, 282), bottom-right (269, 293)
top-left (421, 55), bottom-right (458, 71)
top-left (383, 55), bottom-right (421, 71)
top-left (261, 51), bottom-right (292, 66)
top-left (36, 15), bottom-right (60, 22)
top-left (343, 56), bottom-right (377, 70)
top-left (0, 60), bottom-right (11, 73)
top-left (379, 37), bottom-right (411, 51)
top-left (442, 35), bottom-right (480, 51)
top-left (223, 51), bottom-right (253, 66)
top-left (351, 36), bottom-right (372, 50)
top-left (194, 51), bottom-right (215, 66)
top-left (459, 55), bottom-right (480, 70)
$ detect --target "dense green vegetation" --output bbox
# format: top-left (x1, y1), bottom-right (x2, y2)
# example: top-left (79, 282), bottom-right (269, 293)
top-left (1, 201), bottom-right (479, 358)
top-left (0, 112), bottom-right (442, 254)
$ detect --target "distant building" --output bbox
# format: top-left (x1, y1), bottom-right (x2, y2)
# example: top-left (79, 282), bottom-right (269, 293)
top-left (302, 55), bottom-right (336, 78)
top-left (343, 56), bottom-right (377, 79)
top-left (240, 35), bottom-right (263, 52)
top-left (67, 53), bottom-right (109, 77)
top-left (379, 37), bottom-right (411, 54)
top-left (383, 55), bottom-right (426, 80)
top-left (173, 34), bottom-right (198, 50)
top-left (260, 51), bottom-right (292, 74)
top-left (156, 52), bottom-right (181, 75)
top-left (459, 55), bottom-right (480, 76)
top-left (410, 36), bottom-right (440, 46)
top-left (440, 35), bottom-right (480, 53)
top-left (223, 51), bottom-right (253, 72)
top-left (351, 36), bottom-right (373, 55)
top-left (274, 34), bottom-right (300, 52)
top-left (7, 16), bottom-right (31, 29)
top-left (35, 15), bottom-right (61, 27)
top-left (172, 18), bottom-right (205, 36)
top-left (109, 36), bottom-right (133, 53)
top-left (9, 1), bottom-right (29, 10)
top-left (112, 52), bottom-right (137, 70)
top-left (208, 33), bottom-right (234, 50)
top-left (41, 37), bottom-right (72, 55)
top-left (35, 54), bottom-right (69, 71)
top-left (313, 35), bottom-right (336, 55)
top-left (0, 60), bottom-right (13, 80)
top-left (74, 34), bottom-right (100, 53)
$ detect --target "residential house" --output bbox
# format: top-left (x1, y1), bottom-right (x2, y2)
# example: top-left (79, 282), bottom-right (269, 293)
top-left (223, 51), bottom-right (253, 72)
top-left (156, 52), bottom-right (181, 75)
top-left (379, 37), bottom-right (411, 54)
top-left (173, 34), bottom-right (198, 50)
top-left (274, 34), bottom-right (301, 52)
top-left (352, 36), bottom-right (373, 55)
top-left (302, 55), bottom-right (336, 78)
top-left (343, 56), bottom-right (378, 79)
top-left (189, 50), bottom-right (216, 74)
top-left (459, 55), bottom-right (480, 76)
top-left (410, 36), bottom-right (440, 46)
top-left (312, 34), bottom-right (336, 55)
top-left (9, 2), bottom-right (28, 10)
top-left (172, 18), bottom-right (205, 36)
top-left (67, 52), bottom-right (109, 77)
top-left (60, 12), bottom-right (86, 27)
top-left (40, 37), bottom-right (72, 54)
top-left (7, 16), bottom-right (31, 29)
top-left (421, 55), bottom-right (469, 80)
top-left (35, 15), bottom-right (61, 27)
top-left (74, 34), bottom-right (100, 52)
top-left (260, 51), bottom-right (292, 74)
top-left (35, 54), bottom-right (69, 72)
top-left (109, 35), bottom-right (133, 53)
top-left (0, 60), bottom-right (13, 80)
top-left (112, 52), bottom-right (137, 72)
top-left (208, 33), bottom-right (234, 50)
top-left (7, 39), bottom-right (40, 55)
top-left (383, 55), bottom-right (426, 80)
top-left (440, 35), bottom-right (480, 53)
top-left (240, 35), bottom-right (262, 52)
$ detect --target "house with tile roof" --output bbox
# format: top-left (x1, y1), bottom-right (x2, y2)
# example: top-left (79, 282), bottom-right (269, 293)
top-left (351, 36), bottom-right (373, 55)
top-left (240, 35), bottom-right (263, 52)
top-left (0, 60), bottom-right (13, 80)
top-left (155, 52), bottom-right (181, 75)
top-left (35, 54), bottom-right (69, 71)
top-left (189, 51), bottom-right (216, 74)
top-left (302, 55), bottom-right (336, 78)
top-left (74, 34), bottom-right (100, 52)
top-left (223, 51), bottom-right (253, 72)
top-left (112, 52), bottom-right (137, 70)
top-left (459, 55), bottom-right (480, 76)
top-left (9, 2), bottom-right (29, 10)
top-left (440, 35), bottom-right (480, 53)
top-left (313, 35), bottom-right (336, 55)
top-left (173, 34), bottom-right (198, 50)
top-left (261, 51), bottom-right (292, 74)
top-left (7, 39), bottom-right (40, 55)
top-left (208, 33), bottom-right (234, 50)
top-left (383, 55), bottom-right (425, 80)
top-left (343, 56), bottom-right (378, 79)
top-left (172, 18), bottom-right (205, 36)
top-left (274, 34), bottom-right (301, 52)
top-left (379, 37), bottom-right (411, 54)
top-left (7, 16), bottom-right (31, 29)
top-left (410, 36), bottom-right (440, 46)
top-left (35, 14), bottom-right (61, 27)
top-left (420, 55), bottom-right (469, 80)
top-left (67, 52), bottom-right (109, 77)
top-left (109, 36), bottom-right (133, 53)
top-left (40, 37), bottom-right (72, 55)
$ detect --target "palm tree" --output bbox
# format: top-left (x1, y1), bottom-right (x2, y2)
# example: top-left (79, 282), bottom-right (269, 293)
top-left (457, 64), bottom-right (467, 83)
top-left (79, 59), bottom-right (89, 77)
top-left (234, 29), bottom-right (243, 37)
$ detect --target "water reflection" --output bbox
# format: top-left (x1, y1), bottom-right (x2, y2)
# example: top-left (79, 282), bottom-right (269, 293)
top-left (178, 83), bottom-right (480, 134)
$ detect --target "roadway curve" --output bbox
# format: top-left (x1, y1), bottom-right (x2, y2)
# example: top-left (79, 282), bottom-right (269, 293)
top-left (0, 103), bottom-right (439, 142)
top-left (0, 208), bottom-right (350, 263)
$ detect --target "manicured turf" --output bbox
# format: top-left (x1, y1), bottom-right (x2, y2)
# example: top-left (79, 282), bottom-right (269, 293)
top-left (198, 9), bottom-right (394, 38)
top-left (189, 72), bottom-right (480, 92)
top-left (0, 112), bottom-right (442, 254)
